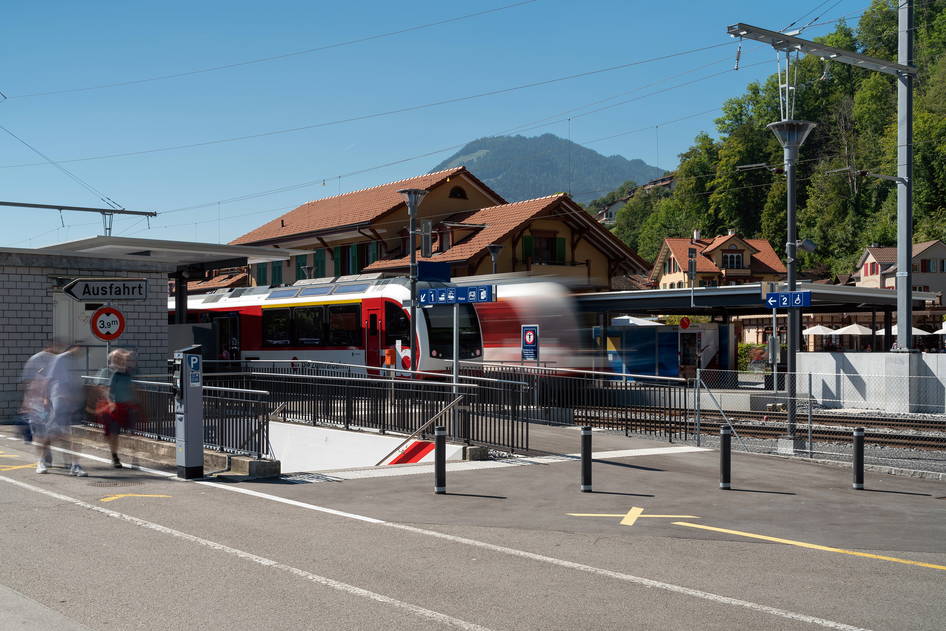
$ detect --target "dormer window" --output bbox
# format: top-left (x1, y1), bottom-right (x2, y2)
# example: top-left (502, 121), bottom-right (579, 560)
top-left (722, 253), bottom-right (743, 269)
top-left (448, 186), bottom-right (468, 200)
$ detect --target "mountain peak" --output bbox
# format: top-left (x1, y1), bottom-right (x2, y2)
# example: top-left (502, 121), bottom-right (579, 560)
top-left (429, 134), bottom-right (663, 203)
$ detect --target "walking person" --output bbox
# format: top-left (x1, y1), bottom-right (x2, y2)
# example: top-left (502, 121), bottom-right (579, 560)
top-left (95, 349), bottom-right (138, 469)
top-left (37, 343), bottom-right (88, 476)
top-left (19, 340), bottom-right (61, 447)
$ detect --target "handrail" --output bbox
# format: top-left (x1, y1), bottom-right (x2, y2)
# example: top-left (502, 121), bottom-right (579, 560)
top-left (457, 360), bottom-right (688, 384)
top-left (374, 396), bottom-right (465, 466)
top-left (203, 385), bottom-right (270, 396)
top-left (243, 371), bottom-right (480, 389)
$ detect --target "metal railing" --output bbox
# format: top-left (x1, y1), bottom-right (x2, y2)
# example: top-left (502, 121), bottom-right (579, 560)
top-left (82, 376), bottom-right (272, 459)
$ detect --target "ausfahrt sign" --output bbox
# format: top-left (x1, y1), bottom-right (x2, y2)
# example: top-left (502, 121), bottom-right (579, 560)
top-left (90, 306), bottom-right (126, 341)
top-left (64, 278), bottom-right (148, 302)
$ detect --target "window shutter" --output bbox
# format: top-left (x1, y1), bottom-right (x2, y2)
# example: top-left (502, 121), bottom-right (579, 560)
top-left (314, 248), bottom-right (326, 277)
top-left (256, 263), bottom-right (267, 285)
top-left (295, 254), bottom-right (308, 280)
top-left (349, 245), bottom-right (359, 274)
top-left (522, 235), bottom-right (534, 259)
top-left (333, 246), bottom-right (342, 276)
top-left (368, 241), bottom-right (378, 264)
top-left (554, 237), bottom-right (566, 264)
top-left (271, 261), bottom-right (283, 286)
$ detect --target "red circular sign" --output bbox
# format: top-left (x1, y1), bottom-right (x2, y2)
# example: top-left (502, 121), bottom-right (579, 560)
top-left (524, 331), bottom-right (536, 344)
top-left (90, 306), bottom-right (125, 341)
top-left (679, 317), bottom-right (691, 329)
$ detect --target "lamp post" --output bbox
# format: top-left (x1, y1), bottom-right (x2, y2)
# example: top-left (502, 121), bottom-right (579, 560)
top-left (487, 243), bottom-right (504, 275)
top-left (398, 188), bottom-right (428, 371)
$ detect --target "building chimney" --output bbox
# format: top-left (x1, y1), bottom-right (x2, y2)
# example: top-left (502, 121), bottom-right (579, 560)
top-left (727, 228), bottom-right (736, 236)
top-left (692, 229), bottom-right (700, 242)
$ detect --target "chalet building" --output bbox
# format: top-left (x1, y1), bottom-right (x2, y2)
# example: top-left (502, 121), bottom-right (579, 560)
top-left (854, 239), bottom-right (946, 295)
top-left (650, 230), bottom-right (785, 289)
top-left (230, 167), bottom-right (649, 291)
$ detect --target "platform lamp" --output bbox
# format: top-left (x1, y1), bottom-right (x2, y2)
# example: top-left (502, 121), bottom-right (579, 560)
top-left (487, 243), bottom-right (504, 275)
top-left (398, 188), bottom-right (428, 373)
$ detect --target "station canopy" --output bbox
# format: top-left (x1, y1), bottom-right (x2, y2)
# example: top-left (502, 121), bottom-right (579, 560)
top-left (42, 236), bottom-right (305, 273)
top-left (575, 282), bottom-right (939, 317)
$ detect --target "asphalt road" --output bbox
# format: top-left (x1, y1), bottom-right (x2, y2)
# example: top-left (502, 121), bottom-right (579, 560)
top-left (1, 427), bottom-right (944, 631)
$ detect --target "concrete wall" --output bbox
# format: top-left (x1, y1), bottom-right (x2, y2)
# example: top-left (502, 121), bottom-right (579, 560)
top-left (1, 250), bottom-right (171, 419)
top-left (798, 352), bottom-right (946, 414)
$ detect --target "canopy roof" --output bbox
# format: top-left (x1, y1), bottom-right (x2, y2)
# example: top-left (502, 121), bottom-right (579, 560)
top-left (802, 325), bottom-right (836, 336)
top-left (833, 323), bottom-right (874, 336)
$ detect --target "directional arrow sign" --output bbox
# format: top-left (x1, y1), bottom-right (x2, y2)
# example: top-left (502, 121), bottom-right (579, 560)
top-left (63, 278), bottom-right (148, 302)
top-left (766, 294), bottom-right (778, 307)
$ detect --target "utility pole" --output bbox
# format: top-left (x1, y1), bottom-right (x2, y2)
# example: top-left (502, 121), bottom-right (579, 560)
top-left (0, 201), bottom-right (156, 237)
top-left (896, 0), bottom-right (914, 352)
top-left (398, 188), bottom-right (427, 372)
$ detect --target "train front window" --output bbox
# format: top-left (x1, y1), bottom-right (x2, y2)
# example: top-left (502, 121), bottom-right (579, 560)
top-left (422, 304), bottom-right (482, 359)
top-left (384, 301), bottom-right (410, 347)
top-left (262, 309), bottom-right (291, 346)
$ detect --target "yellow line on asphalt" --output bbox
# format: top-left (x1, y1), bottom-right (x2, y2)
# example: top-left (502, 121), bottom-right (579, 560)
top-left (100, 494), bottom-right (171, 503)
top-left (621, 506), bottom-right (645, 526)
top-left (673, 522), bottom-right (946, 572)
top-left (0, 464), bottom-right (35, 472)
top-left (0, 454), bottom-right (20, 458)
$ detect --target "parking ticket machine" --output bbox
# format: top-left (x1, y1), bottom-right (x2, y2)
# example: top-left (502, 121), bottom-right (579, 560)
top-left (171, 344), bottom-right (203, 479)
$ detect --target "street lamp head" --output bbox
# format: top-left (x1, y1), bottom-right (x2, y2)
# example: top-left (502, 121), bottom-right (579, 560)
top-left (487, 243), bottom-right (503, 258)
top-left (798, 238), bottom-right (817, 253)
top-left (398, 188), bottom-right (428, 208)
top-left (767, 120), bottom-right (817, 150)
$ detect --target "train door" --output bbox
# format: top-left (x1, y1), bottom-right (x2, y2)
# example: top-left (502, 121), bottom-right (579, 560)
top-left (363, 299), bottom-right (384, 371)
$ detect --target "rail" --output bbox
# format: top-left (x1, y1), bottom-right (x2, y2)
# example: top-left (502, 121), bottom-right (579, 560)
top-left (374, 396), bottom-right (465, 466)
top-left (457, 359), bottom-right (688, 383)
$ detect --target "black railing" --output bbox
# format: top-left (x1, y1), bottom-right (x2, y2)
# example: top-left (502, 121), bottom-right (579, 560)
top-left (82, 377), bottom-right (271, 459)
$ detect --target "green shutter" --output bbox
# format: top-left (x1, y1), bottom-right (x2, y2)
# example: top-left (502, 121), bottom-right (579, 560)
top-left (522, 235), bottom-right (534, 259)
top-left (368, 241), bottom-right (378, 264)
top-left (314, 248), bottom-right (326, 277)
top-left (333, 246), bottom-right (342, 276)
top-left (349, 245), bottom-right (359, 274)
top-left (295, 254), bottom-right (308, 280)
top-left (256, 263), bottom-right (267, 285)
top-left (271, 261), bottom-right (283, 286)
top-left (554, 237), bottom-right (566, 264)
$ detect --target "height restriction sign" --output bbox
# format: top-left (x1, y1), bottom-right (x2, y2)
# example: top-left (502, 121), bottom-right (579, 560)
top-left (90, 306), bottom-right (125, 341)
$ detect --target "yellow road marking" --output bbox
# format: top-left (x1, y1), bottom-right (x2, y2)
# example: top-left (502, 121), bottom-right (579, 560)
top-left (100, 494), bottom-right (171, 503)
top-left (0, 454), bottom-right (20, 458)
top-left (674, 522), bottom-right (946, 572)
top-left (0, 464), bottom-right (37, 472)
top-left (568, 506), bottom-right (700, 527)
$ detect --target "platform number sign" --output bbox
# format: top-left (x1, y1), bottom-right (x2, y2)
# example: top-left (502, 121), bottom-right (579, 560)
top-left (90, 306), bottom-right (125, 341)
top-left (521, 324), bottom-right (539, 362)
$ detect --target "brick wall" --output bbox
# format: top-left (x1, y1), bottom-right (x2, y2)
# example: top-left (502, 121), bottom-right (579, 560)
top-left (0, 250), bottom-right (172, 420)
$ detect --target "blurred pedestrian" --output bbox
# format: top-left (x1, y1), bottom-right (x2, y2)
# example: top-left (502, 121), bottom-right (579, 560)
top-left (95, 349), bottom-right (139, 469)
top-left (19, 339), bottom-right (63, 449)
top-left (36, 343), bottom-right (87, 476)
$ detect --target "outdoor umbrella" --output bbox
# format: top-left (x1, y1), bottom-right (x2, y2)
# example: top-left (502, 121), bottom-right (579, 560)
top-left (834, 323), bottom-right (873, 336)
top-left (802, 325), bottom-right (836, 335)
top-left (611, 315), bottom-right (662, 327)
top-left (876, 325), bottom-right (932, 336)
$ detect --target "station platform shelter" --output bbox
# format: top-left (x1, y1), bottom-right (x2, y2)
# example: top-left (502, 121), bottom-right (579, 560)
top-left (574, 282), bottom-right (939, 380)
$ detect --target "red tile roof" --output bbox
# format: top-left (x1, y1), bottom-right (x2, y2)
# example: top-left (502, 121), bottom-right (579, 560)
top-left (364, 194), bottom-right (649, 274)
top-left (867, 240), bottom-right (941, 265)
top-left (230, 167), bottom-right (499, 245)
top-left (653, 235), bottom-right (786, 280)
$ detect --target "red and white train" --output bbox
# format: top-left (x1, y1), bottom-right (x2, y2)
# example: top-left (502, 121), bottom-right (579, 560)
top-left (169, 275), bottom-right (584, 372)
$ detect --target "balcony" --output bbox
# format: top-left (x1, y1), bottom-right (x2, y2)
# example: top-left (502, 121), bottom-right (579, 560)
top-left (721, 267), bottom-right (750, 277)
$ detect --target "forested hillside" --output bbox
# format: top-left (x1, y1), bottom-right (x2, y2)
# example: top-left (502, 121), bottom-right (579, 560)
top-left (603, 0), bottom-right (946, 274)
top-left (430, 134), bottom-right (664, 203)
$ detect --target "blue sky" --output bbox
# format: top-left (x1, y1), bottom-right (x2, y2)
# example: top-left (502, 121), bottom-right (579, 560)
top-left (1, 0), bottom-right (867, 248)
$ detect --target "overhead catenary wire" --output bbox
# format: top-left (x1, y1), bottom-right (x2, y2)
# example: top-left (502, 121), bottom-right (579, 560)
top-left (0, 40), bottom-right (738, 170)
top-left (3, 0), bottom-right (541, 100)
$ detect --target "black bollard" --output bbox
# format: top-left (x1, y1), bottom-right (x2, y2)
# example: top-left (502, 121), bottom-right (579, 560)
top-left (852, 427), bottom-right (864, 490)
top-left (580, 426), bottom-right (592, 492)
top-left (434, 426), bottom-right (446, 494)
top-left (720, 426), bottom-right (731, 490)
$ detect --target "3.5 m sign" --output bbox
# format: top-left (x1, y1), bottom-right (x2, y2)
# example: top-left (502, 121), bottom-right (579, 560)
top-left (63, 278), bottom-right (148, 301)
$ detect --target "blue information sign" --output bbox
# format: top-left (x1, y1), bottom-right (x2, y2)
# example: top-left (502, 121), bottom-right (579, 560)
top-left (765, 290), bottom-right (812, 309)
top-left (521, 324), bottom-right (539, 361)
top-left (418, 285), bottom-right (494, 305)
